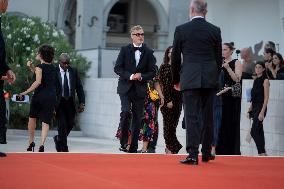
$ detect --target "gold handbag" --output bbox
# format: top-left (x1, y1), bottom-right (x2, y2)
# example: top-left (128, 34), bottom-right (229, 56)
top-left (147, 83), bottom-right (159, 101)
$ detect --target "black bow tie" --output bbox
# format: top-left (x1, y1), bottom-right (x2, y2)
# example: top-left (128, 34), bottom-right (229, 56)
top-left (133, 47), bottom-right (142, 52)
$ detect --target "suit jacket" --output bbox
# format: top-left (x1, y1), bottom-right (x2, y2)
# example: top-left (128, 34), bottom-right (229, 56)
top-left (0, 21), bottom-right (9, 90)
top-left (55, 66), bottom-right (85, 110)
top-left (114, 43), bottom-right (156, 98)
top-left (171, 18), bottom-right (222, 91)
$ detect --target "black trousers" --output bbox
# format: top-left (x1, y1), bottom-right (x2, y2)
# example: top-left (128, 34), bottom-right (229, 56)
top-left (161, 99), bottom-right (183, 154)
top-left (119, 87), bottom-right (145, 152)
top-left (251, 103), bottom-right (266, 154)
top-left (183, 89), bottom-right (214, 158)
top-left (56, 98), bottom-right (75, 151)
top-left (0, 93), bottom-right (7, 143)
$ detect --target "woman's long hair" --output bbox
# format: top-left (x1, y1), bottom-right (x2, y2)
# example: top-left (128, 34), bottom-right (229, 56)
top-left (272, 53), bottom-right (284, 69)
top-left (163, 46), bottom-right (173, 64)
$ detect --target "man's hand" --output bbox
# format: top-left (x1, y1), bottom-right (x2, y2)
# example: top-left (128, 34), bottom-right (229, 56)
top-left (167, 101), bottom-right (173, 109)
top-left (174, 83), bottom-right (180, 91)
top-left (133, 73), bottom-right (142, 81)
top-left (77, 103), bottom-right (85, 113)
top-left (6, 70), bottom-right (16, 83)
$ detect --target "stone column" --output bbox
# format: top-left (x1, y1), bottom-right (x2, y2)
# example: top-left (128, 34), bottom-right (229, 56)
top-left (75, 0), bottom-right (104, 50)
top-left (167, 0), bottom-right (189, 45)
top-left (47, 0), bottom-right (61, 26)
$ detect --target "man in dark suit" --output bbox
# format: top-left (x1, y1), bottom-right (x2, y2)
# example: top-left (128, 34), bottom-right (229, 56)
top-left (0, 0), bottom-right (16, 149)
top-left (114, 25), bottom-right (156, 153)
top-left (172, 0), bottom-right (222, 165)
top-left (53, 53), bottom-right (85, 152)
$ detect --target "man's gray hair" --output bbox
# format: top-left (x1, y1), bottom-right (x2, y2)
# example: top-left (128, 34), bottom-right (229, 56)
top-left (59, 53), bottom-right (70, 62)
top-left (191, 0), bottom-right (207, 14)
top-left (130, 25), bottom-right (143, 34)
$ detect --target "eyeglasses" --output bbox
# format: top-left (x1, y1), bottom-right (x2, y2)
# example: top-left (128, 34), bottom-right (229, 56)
top-left (132, 33), bottom-right (144, 37)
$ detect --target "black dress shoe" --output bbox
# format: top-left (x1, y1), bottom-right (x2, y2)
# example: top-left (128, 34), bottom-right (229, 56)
top-left (180, 156), bottom-right (198, 165)
top-left (202, 154), bottom-right (215, 162)
top-left (53, 135), bottom-right (61, 152)
top-left (0, 152), bottom-right (7, 157)
top-left (62, 145), bottom-right (69, 152)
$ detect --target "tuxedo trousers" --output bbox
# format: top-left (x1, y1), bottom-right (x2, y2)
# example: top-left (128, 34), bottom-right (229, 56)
top-left (56, 97), bottom-right (75, 150)
top-left (119, 86), bottom-right (145, 152)
top-left (0, 93), bottom-right (7, 143)
top-left (183, 89), bottom-right (215, 158)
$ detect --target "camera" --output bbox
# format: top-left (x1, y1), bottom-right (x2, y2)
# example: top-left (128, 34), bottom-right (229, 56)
top-left (236, 49), bottom-right (241, 59)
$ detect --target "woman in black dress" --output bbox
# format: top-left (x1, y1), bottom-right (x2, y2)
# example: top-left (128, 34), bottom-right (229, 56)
top-left (247, 61), bottom-right (269, 156)
top-left (20, 44), bottom-right (56, 152)
top-left (216, 42), bottom-right (243, 155)
top-left (159, 46), bottom-right (183, 154)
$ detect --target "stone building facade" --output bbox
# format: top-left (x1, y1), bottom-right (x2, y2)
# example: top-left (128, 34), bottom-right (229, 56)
top-left (7, 0), bottom-right (284, 53)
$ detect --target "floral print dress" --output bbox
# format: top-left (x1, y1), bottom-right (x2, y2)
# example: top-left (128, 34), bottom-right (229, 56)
top-left (139, 77), bottom-right (160, 142)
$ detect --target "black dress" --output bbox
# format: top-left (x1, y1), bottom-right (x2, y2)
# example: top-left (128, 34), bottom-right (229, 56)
top-left (216, 59), bottom-right (241, 155)
top-left (250, 74), bottom-right (267, 154)
top-left (29, 63), bottom-right (56, 124)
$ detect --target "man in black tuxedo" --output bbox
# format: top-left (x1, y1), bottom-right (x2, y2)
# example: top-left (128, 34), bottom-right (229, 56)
top-left (114, 25), bottom-right (156, 153)
top-left (172, 0), bottom-right (222, 165)
top-left (53, 53), bottom-right (85, 152)
top-left (0, 0), bottom-right (16, 149)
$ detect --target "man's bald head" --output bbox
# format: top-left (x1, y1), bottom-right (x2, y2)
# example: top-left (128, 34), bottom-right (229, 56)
top-left (190, 0), bottom-right (207, 19)
top-left (240, 48), bottom-right (252, 62)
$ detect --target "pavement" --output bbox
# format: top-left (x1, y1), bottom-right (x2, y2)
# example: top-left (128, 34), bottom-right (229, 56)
top-left (0, 129), bottom-right (188, 154)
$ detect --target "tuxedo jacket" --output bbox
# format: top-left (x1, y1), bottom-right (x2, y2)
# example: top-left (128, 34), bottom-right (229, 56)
top-left (55, 66), bottom-right (85, 110)
top-left (0, 25), bottom-right (9, 93)
top-left (114, 43), bottom-right (156, 98)
top-left (171, 18), bottom-right (222, 91)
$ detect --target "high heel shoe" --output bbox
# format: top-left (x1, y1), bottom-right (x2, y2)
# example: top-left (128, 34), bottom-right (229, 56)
top-left (38, 145), bottom-right (44, 152)
top-left (27, 142), bottom-right (35, 152)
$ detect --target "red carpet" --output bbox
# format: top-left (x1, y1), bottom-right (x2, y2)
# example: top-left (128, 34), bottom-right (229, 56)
top-left (0, 153), bottom-right (284, 189)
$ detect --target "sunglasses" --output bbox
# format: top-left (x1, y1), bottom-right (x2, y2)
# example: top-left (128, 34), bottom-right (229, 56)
top-left (61, 61), bottom-right (70, 65)
top-left (132, 33), bottom-right (144, 37)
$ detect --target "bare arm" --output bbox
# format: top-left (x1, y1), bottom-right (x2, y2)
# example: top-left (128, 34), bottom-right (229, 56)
top-left (154, 81), bottom-right (164, 107)
top-left (258, 79), bottom-right (269, 121)
top-left (224, 60), bottom-right (243, 82)
top-left (20, 67), bottom-right (42, 95)
top-left (1, 76), bottom-right (8, 80)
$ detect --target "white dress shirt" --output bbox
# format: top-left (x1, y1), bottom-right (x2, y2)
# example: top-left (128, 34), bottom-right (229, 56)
top-left (59, 65), bottom-right (71, 97)
top-left (130, 43), bottom-right (143, 80)
top-left (133, 43), bottom-right (142, 66)
top-left (190, 16), bottom-right (204, 21)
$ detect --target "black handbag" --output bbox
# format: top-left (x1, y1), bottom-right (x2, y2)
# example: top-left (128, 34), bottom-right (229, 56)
top-left (231, 78), bottom-right (242, 98)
